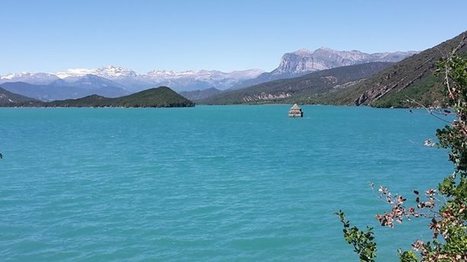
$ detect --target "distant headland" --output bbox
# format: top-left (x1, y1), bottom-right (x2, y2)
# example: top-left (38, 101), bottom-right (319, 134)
top-left (0, 86), bottom-right (195, 108)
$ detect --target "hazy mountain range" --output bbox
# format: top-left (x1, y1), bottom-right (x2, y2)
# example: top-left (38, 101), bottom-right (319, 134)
top-left (0, 48), bottom-right (416, 101)
top-left (0, 67), bottom-right (264, 93)
top-left (0, 75), bottom-right (130, 101)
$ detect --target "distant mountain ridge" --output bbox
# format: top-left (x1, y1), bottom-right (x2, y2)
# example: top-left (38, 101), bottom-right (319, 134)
top-left (0, 48), bottom-right (415, 96)
top-left (179, 88), bottom-right (222, 101)
top-left (272, 48), bottom-right (417, 75)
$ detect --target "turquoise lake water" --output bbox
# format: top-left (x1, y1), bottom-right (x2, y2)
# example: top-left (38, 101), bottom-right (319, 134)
top-left (0, 105), bottom-right (453, 261)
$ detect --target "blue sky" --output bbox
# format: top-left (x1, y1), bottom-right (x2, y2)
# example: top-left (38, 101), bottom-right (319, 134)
top-left (1, 0), bottom-right (466, 74)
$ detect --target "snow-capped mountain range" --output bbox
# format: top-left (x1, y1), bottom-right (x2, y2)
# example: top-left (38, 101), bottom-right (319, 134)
top-left (0, 72), bottom-right (60, 85)
top-left (0, 66), bottom-right (264, 92)
top-left (0, 48), bottom-right (417, 100)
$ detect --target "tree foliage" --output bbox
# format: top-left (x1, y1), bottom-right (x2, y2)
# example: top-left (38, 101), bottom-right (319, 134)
top-left (338, 40), bottom-right (467, 261)
top-left (337, 210), bottom-right (377, 262)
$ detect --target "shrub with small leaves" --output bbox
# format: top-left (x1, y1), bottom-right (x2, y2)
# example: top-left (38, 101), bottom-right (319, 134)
top-left (399, 250), bottom-right (418, 262)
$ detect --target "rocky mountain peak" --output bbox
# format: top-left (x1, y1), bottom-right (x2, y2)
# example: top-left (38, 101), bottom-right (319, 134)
top-left (291, 48), bottom-right (313, 56)
top-left (272, 48), bottom-right (417, 76)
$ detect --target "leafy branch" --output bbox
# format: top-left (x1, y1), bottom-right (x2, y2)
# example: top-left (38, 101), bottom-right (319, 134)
top-left (336, 210), bottom-right (377, 262)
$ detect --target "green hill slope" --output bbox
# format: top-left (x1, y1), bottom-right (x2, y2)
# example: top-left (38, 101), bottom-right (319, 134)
top-left (46, 86), bottom-right (195, 107)
top-left (328, 31), bottom-right (466, 107)
top-left (202, 62), bottom-right (393, 105)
